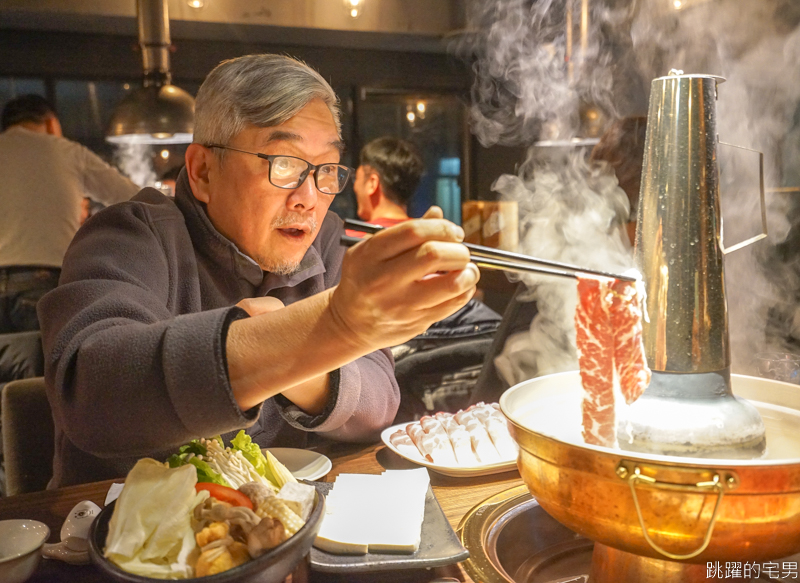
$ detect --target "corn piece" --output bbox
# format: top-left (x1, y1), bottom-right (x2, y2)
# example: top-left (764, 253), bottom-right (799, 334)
top-left (265, 450), bottom-right (297, 488)
top-left (257, 497), bottom-right (305, 536)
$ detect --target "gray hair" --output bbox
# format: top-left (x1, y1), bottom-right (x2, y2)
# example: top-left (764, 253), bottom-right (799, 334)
top-left (193, 54), bottom-right (341, 160)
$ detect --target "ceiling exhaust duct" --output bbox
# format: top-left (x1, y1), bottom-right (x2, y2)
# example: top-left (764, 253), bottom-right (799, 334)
top-left (106, 0), bottom-right (194, 144)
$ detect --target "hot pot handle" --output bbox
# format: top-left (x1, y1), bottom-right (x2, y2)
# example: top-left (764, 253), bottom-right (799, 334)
top-left (616, 463), bottom-right (739, 561)
top-left (718, 139), bottom-right (767, 254)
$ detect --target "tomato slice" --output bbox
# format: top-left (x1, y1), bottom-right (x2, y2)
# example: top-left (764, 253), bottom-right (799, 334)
top-left (195, 483), bottom-right (254, 510)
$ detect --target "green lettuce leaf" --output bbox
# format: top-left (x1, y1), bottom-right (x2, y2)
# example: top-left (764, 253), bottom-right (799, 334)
top-left (230, 430), bottom-right (276, 486)
top-left (186, 457), bottom-right (230, 487)
top-left (177, 440), bottom-right (207, 457)
top-left (166, 451), bottom-right (230, 487)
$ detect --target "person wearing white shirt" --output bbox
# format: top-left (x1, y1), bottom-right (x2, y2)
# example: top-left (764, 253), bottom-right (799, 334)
top-left (0, 94), bottom-right (140, 332)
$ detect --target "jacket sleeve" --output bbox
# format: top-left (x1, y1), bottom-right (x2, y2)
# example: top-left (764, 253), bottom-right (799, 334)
top-left (37, 200), bottom-right (260, 459)
top-left (275, 212), bottom-right (400, 440)
top-left (277, 348), bottom-right (400, 442)
top-left (316, 349), bottom-right (400, 441)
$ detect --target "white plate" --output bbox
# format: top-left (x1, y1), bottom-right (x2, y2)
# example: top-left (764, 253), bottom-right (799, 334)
top-left (380, 422), bottom-right (519, 477)
top-left (263, 448), bottom-right (332, 481)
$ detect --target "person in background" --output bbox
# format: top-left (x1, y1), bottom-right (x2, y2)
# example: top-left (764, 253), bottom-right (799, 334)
top-left (589, 116), bottom-right (648, 246)
top-left (350, 136), bottom-right (424, 229)
top-left (79, 197), bottom-right (91, 226)
top-left (0, 95), bottom-right (139, 333)
top-left (155, 164), bottom-right (184, 197)
top-left (351, 136), bottom-right (502, 421)
top-left (38, 55), bottom-right (479, 487)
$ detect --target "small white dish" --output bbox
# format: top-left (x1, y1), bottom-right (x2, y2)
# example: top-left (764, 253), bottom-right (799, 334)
top-left (380, 422), bottom-right (519, 477)
top-left (0, 519), bottom-right (50, 583)
top-left (264, 448), bottom-right (332, 481)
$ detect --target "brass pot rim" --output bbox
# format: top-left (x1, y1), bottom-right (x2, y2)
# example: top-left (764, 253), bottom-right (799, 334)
top-left (500, 371), bottom-right (800, 469)
top-left (500, 371), bottom-right (800, 563)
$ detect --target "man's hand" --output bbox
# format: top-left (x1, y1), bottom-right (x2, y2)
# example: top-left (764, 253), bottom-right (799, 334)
top-left (330, 206), bottom-right (480, 351)
top-left (226, 207), bottom-right (477, 412)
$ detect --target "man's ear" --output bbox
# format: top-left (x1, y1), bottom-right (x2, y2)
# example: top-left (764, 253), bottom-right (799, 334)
top-left (367, 171), bottom-right (381, 197)
top-left (369, 181), bottom-right (383, 209)
top-left (185, 143), bottom-right (213, 203)
top-left (45, 116), bottom-right (62, 137)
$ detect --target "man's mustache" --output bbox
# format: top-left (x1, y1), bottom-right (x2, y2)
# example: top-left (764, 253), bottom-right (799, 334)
top-left (272, 213), bottom-right (318, 232)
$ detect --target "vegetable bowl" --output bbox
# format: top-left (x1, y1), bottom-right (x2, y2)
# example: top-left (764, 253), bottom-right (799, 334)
top-left (88, 483), bottom-right (325, 583)
top-left (87, 431), bottom-right (326, 582)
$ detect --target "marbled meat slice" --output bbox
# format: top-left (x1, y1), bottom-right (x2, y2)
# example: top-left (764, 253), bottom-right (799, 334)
top-left (484, 409), bottom-right (520, 459)
top-left (405, 423), bottom-right (434, 462)
top-left (419, 416), bottom-right (458, 466)
top-left (467, 403), bottom-right (518, 459)
top-left (467, 402), bottom-right (492, 424)
top-left (436, 413), bottom-right (480, 466)
top-left (389, 429), bottom-right (423, 461)
top-left (609, 279), bottom-right (651, 405)
top-left (454, 410), bottom-right (501, 464)
top-left (575, 276), bottom-right (616, 447)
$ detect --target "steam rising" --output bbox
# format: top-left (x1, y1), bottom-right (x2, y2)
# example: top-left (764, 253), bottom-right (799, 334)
top-left (113, 143), bottom-right (156, 188)
top-left (493, 151), bottom-right (631, 384)
top-left (634, 0), bottom-right (800, 372)
top-left (463, 0), bottom-right (622, 146)
top-left (457, 0), bottom-right (800, 382)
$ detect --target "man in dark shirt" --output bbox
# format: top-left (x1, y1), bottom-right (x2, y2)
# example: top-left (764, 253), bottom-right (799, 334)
top-left (350, 136), bottom-right (501, 420)
top-left (38, 54), bottom-right (478, 487)
top-left (351, 136), bottom-right (424, 229)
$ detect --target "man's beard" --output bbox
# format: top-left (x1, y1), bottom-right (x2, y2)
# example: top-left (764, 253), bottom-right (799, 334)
top-left (258, 256), bottom-right (301, 276)
top-left (256, 212), bottom-right (318, 276)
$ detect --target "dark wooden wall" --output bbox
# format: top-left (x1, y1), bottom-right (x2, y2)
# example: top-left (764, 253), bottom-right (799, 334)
top-left (0, 26), bottom-right (527, 311)
top-left (0, 27), bottom-right (525, 206)
top-left (0, 28), bottom-right (470, 94)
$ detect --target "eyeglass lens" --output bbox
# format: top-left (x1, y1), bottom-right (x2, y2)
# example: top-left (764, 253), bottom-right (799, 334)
top-left (270, 156), bottom-right (349, 194)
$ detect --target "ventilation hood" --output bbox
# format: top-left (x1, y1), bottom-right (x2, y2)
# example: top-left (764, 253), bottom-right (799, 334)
top-left (106, 0), bottom-right (194, 144)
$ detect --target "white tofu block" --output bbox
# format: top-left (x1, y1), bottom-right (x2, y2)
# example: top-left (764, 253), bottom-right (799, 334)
top-left (314, 469), bottom-right (430, 555)
top-left (314, 521), bottom-right (370, 554)
top-left (277, 482), bottom-right (316, 521)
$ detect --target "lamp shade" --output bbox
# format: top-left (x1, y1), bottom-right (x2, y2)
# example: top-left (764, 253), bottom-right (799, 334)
top-left (106, 83), bottom-right (194, 145)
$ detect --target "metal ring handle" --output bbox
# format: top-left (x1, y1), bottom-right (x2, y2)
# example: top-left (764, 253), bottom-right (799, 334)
top-left (625, 466), bottom-right (726, 561)
top-left (718, 139), bottom-right (768, 254)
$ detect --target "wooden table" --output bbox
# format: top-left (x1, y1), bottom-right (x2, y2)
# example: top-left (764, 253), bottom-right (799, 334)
top-left (0, 441), bottom-right (524, 583)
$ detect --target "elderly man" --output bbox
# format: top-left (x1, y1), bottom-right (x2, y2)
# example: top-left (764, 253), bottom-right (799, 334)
top-left (38, 54), bottom-right (478, 488)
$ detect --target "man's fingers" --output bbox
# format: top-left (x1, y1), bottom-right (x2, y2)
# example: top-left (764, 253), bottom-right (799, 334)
top-left (422, 206), bottom-right (444, 219)
top-left (367, 241), bottom-right (471, 285)
top-left (414, 286), bottom-right (477, 324)
top-left (396, 264), bottom-right (480, 309)
top-left (355, 219), bottom-right (465, 263)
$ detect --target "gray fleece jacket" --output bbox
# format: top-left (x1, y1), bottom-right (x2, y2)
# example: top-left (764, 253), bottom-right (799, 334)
top-left (38, 170), bottom-right (399, 487)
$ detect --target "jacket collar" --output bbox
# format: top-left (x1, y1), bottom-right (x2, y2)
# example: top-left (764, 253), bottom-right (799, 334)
top-left (173, 168), bottom-right (326, 290)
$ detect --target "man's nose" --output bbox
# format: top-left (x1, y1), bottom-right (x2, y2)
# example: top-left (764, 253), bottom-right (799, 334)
top-left (287, 173), bottom-right (318, 210)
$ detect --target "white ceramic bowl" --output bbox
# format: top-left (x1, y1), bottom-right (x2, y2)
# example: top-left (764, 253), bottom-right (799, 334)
top-left (0, 519), bottom-right (50, 583)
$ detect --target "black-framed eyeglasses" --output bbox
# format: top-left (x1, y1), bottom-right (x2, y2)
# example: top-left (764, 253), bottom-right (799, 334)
top-left (205, 144), bottom-right (353, 195)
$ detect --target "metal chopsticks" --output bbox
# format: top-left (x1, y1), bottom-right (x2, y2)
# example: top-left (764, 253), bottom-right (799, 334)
top-left (342, 218), bottom-right (636, 282)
